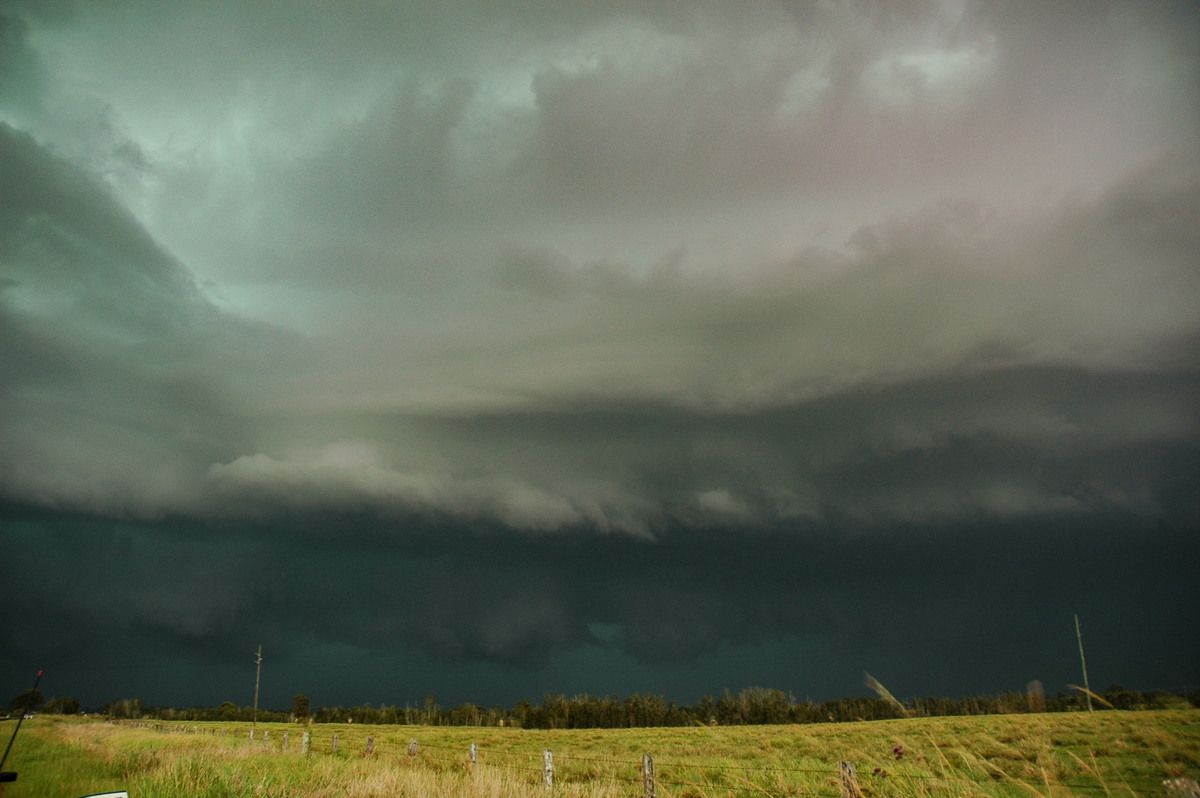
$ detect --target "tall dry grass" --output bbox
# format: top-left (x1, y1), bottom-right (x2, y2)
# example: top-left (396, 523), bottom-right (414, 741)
top-left (7, 709), bottom-right (1197, 797)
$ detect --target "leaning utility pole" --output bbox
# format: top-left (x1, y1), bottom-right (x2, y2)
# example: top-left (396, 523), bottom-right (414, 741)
top-left (253, 644), bottom-right (263, 727)
top-left (1074, 615), bottom-right (1093, 712)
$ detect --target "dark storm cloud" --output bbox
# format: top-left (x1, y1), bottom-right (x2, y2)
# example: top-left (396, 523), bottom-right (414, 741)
top-left (3, 500), bottom-right (1197, 708)
top-left (2, 0), bottom-right (1198, 707)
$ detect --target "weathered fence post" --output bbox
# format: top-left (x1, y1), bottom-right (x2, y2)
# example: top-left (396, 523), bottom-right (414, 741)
top-left (262, 730), bottom-right (269, 749)
top-left (839, 761), bottom-right (861, 798)
top-left (248, 729), bottom-right (255, 741)
top-left (469, 742), bottom-right (478, 770)
top-left (642, 754), bottom-right (656, 798)
top-left (1164, 778), bottom-right (1200, 798)
top-left (544, 749), bottom-right (554, 790)
top-left (408, 739), bottom-right (419, 763)
top-left (365, 736), bottom-right (375, 756)
top-left (331, 733), bottom-right (339, 754)
top-left (301, 731), bottom-right (310, 755)
top-left (281, 731), bottom-right (289, 752)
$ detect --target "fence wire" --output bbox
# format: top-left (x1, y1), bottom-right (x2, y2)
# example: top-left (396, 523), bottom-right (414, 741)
top-left (120, 720), bottom-right (1158, 798)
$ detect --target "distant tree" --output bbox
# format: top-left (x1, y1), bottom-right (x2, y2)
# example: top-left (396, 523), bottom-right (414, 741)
top-left (449, 702), bottom-right (482, 726)
top-left (511, 699), bottom-right (533, 728)
top-left (41, 696), bottom-right (80, 715)
top-left (291, 694), bottom-right (310, 721)
top-left (9, 689), bottom-right (43, 715)
top-left (349, 702), bottom-right (378, 724)
top-left (1101, 684), bottom-right (1141, 710)
top-left (101, 698), bottom-right (143, 719)
top-left (422, 695), bottom-right (442, 725)
top-left (997, 690), bottom-right (1029, 714)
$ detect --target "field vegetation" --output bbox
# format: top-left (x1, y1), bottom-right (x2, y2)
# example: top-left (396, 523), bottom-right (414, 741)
top-left (3, 709), bottom-right (1197, 797)
top-left (92, 685), bottom-right (1198, 728)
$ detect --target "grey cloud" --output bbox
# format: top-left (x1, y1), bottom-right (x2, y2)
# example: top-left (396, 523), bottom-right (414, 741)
top-left (496, 245), bottom-right (579, 298)
top-left (294, 77), bottom-right (478, 230)
top-left (200, 443), bottom-right (661, 538)
top-left (0, 124), bottom-right (273, 517)
top-left (507, 0), bottom-right (1173, 208)
top-left (466, 157), bottom-right (1199, 416)
top-left (205, 449), bottom-right (587, 533)
top-left (0, 10), bottom-right (45, 115)
top-left (494, 244), bottom-right (679, 299)
top-left (211, 363), bottom-right (1195, 535)
top-left (11, 0), bottom-right (1188, 307)
top-left (2, 105), bottom-right (1196, 535)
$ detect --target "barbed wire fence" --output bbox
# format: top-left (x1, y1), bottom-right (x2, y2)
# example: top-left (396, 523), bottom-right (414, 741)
top-left (118, 720), bottom-right (1179, 797)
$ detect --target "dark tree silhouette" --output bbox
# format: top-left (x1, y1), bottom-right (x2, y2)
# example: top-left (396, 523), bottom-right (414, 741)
top-left (291, 694), bottom-right (310, 721)
top-left (7, 689), bottom-right (42, 715)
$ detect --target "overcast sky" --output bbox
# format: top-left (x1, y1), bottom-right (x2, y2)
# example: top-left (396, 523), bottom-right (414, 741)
top-left (2, 0), bottom-right (1198, 712)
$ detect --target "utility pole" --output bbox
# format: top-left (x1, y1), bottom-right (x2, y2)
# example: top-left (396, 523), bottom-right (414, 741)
top-left (253, 644), bottom-right (263, 728)
top-left (1074, 615), bottom-right (1092, 712)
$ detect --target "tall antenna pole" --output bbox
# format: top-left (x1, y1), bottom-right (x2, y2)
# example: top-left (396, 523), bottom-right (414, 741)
top-left (1074, 615), bottom-right (1092, 712)
top-left (253, 644), bottom-right (263, 728)
top-left (0, 669), bottom-right (44, 775)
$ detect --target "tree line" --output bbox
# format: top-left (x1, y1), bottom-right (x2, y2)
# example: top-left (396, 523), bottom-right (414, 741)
top-left (15, 684), bottom-right (1195, 728)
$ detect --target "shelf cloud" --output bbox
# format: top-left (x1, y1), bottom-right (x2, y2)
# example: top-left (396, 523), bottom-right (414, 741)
top-left (2, 0), bottom-right (1197, 709)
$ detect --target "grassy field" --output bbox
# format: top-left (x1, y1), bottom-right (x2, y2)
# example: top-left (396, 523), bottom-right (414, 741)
top-left (2, 710), bottom-right (1197, 797)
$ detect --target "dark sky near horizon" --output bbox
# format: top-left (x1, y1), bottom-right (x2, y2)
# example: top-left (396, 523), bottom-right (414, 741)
top-left (1, 0), bottom-right (1198, 712)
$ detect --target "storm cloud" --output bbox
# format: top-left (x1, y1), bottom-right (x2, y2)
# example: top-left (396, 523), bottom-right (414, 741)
top-left (1, 0), bottom-right (1197, 709)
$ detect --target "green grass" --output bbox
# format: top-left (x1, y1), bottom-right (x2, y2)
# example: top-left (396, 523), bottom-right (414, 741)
top-left (4, 709), bottom-right (1197, 797)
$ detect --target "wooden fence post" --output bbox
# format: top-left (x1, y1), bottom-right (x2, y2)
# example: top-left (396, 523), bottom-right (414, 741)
top-left (839, 761), bottom-right (861, 798)
top-left (469, 742), bottom-right (478, 770)
top-left (1163, 778), bottom-right (1200, 798)
top-left (544, 749), bottom-right (554, 790)
top-left (408, 739), bottom-right (419, 763)
top-left (642, 754), bottom-right (656, 798)
top-left (365, 737), bottom-right (375, 756)
top-left (331, 733), bottom-right (339, 754)
top-left (281, 732), bottom-right (289, 752)
top-left (301, 731), bottom-right (310, 755)
top-left (262, 730), bottom-right (269, 749)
